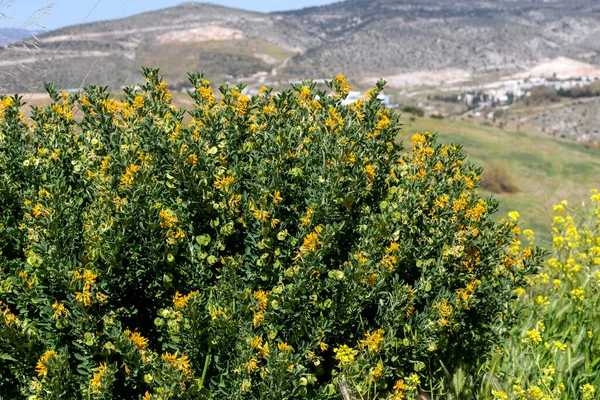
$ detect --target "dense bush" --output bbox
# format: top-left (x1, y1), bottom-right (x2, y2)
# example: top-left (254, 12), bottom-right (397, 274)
top-left (0, 68), bottom-right (542, 399)
top-left (557, 83), bottom-right (600, 99)
top-left (400, 105), bottom-right (425, 117)
top-left (525, 87), bottom-right (560, 106)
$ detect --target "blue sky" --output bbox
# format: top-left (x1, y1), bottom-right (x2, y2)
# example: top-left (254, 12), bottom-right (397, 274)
top-left (0, 0), bottom-right (337, 30)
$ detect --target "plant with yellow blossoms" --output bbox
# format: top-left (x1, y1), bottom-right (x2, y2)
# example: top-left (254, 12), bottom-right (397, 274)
top-left (0, 69), bottom-right (544, 399)
top-left (480, 192), bottom-right (600, 399)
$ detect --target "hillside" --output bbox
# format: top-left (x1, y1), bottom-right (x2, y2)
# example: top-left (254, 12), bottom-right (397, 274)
top-left (1, 0), bottom-right (599, 93)
top-left (0, 28), bottom-right (39, 45)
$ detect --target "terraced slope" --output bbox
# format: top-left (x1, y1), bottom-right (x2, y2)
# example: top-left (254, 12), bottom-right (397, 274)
top-left (1, 0), bottom-right (599, 92)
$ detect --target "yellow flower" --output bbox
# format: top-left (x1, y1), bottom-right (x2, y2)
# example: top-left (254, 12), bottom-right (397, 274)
top-left (465, 199), bottom-right (486, 221)
top-left (325, 107), bottom-right (344, 132)
top-left (32, 203), bottom-right (45, 218)
top-left (132, 94), bottom-right (145, 108)
top-left (253, 290), bottom-right (269, 310)
top-left (581, 383), bottom-right (596, 400)
top-left (491, 390), bottom-right (508, 400)
top-left (300, 86), bottom-right (311, 97)
top-left (214, 175), bottom-right (235, 191)
top-left (52, 301), bottom-right (68, 317)
top-left (434, 194), bottom-right (449, 208)
top-left (523, 329), bottom-right (542, 345)
top-left (250, 336), bottom-right (263, 350)
top-left (371, 360), bottom-right (384, 381)
top-left (126, 330), bottom-right (149, 350)
top-left (89, 362), bottom-right (108, 390)
top-left (537, 321), bottom-right (545, 332)
top-left (35, 350), bottom-right (58, 377)
top-left (241, 379), bottom-right (251, 392)
top-left (358, 329), bottom-right (385, 352)
top-left (535, 295), bottom-right (550, 306)
top-left (508, 211), bottom-right (520, 221)
top-left (571, 287), bottom-right (585, 301)
top-left (277, 342), bottom-right (293, 351)
top-left (271, 190), bottom-right (283, 206)
top-left (173, 291), bottom-right (199, 309)
top-left (552, 341), bottom-right (567, 352)
top-left (390, 379), bottom-right (407, 399)
top-left (161, 351), bottom-right (192, 374)
top-left (333, 74), bottom-right (350, 98)
top-left (243, 357), bottom-right (259, 374)
top-left (159, 209), bottom-right (179, 229)
top-left (364, 164), bottom-right (375, 181)
top-left (333, 344), bottom-right (357, 367)
top-left (120, 164), bottom-right (140, 188)
top-left (411, 133), bottom-right (426, 145)
top-left (301, 227), bottom-right (323, 253)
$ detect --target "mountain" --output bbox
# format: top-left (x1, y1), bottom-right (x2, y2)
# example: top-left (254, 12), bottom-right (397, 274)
top-left (0, 28), bottom-right (39, 46)
top-left (0, 0), bottom-right (599, 93)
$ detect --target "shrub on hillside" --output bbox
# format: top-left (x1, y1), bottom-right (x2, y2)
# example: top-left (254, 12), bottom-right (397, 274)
top-left (480, 159), bottom-right (519, 194)
top-left (400, 105), bottom-right (425, 117)
top-left (525, 87), bottom-right (560, 106)
top-left (0, 68), bottom-right (542, 399)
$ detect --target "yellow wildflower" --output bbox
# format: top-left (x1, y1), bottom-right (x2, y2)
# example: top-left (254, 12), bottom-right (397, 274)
top-left (36, 350), bottom-right (58, 377)
top-left (358, 329), bottom-right (385, 352)
top-left (524, 329), bottom-right (542, 345)
top-left (364, 164), bottom-right (375, 181)
top-left (333, 345), bottom-right (357, 367)
top-left (214, 176), bottom-right (235, 191)
top-left (278, 342), bottom-right (293, 351)
top-left (491, 391), bottom-right (508, 400)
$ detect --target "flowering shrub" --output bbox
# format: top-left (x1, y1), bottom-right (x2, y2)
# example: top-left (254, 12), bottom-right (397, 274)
top-left (487, 193), bottom-right (600, 400)
top-left (0, 68), bottom-right (542, 399)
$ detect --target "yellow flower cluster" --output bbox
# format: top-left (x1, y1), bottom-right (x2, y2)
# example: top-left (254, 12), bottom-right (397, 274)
top-left (173, 290), bottom-right (199, 309)
top-left (159, 209), bottom-right (185, 245)
top-left (358, 329), bottom-right (385, 352)
top-left (35, 350), bottom-right (58, 377)
top-left (252, 289), bottom-right (269, 327)
top-left (0, 300), bottom-right (20, 327)
top-left (120, 164), bottom-right (140, 188)
top-left (74, 268), bottom-right (99, 307)
top-left (89, 362), bottom-right (109, 391)
top-left (333, 344), bottom-right (357, 367)
top-left (125, 329), bottom-right (149, 350)
top-left (161, 351), bottom-right (191, 375)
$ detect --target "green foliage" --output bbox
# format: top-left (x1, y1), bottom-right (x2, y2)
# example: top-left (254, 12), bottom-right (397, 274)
top-left (0, 68), bottom-right (542, 399)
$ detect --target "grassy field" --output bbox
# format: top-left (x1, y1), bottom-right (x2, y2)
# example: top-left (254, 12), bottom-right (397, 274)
top-left (400, 116), bottom-right (600, 245)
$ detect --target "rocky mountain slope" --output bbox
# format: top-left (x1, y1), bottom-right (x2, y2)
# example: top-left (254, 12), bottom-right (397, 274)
top-left (0, 0), bottom-right (599, 92)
